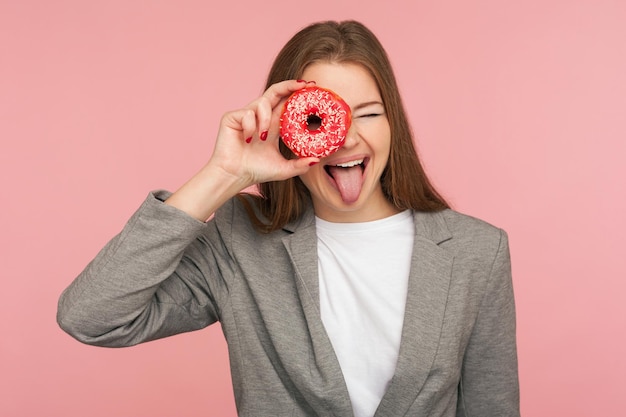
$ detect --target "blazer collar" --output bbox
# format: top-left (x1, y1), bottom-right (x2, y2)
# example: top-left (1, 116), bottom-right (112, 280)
top-left (282, 207), bottom-right (455, 416)
top-left (376, 210), bottom-right (454, 415)
top-left (280, 207), bottom-right (353, 415)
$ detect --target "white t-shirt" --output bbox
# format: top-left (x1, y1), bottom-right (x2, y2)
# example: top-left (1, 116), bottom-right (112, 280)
top-left (316, 210), bottom-right (414, 417)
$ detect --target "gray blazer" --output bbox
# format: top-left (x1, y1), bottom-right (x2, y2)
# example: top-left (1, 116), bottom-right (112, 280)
top-left (58, 191), bottom-right (519, 416)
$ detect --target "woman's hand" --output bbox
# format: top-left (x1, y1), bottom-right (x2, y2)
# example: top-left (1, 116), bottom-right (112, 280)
top-left (165, 80), bottom-right (319, 221)
top-left (208, 79), bottom-right (319, 186)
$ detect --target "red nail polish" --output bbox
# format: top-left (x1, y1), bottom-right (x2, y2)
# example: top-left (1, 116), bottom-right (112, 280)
top-left (296, 79), bottom-right (306, 83)
top-left (245, 136), bottom-right (252, 143)
top-left (309, 161), bottom-right (318, 166)
top-left (260, 131), bottom-right (268, 141)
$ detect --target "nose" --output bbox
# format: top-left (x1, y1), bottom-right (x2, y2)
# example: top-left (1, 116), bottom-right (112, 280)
top-left (341, 124), bottom-right (360, 149)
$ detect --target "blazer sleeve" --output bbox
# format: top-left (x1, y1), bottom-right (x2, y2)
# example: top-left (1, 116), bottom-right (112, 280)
top-left (57, 191), bottom-right (224, 347)
top-left (456, 229), bottom-right (520, 417)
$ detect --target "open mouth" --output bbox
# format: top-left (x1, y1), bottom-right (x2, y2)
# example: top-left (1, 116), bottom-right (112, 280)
top-left (324, 157), bottom-right (367, 178)
top-left (323, 157), bottom-right (369, 204)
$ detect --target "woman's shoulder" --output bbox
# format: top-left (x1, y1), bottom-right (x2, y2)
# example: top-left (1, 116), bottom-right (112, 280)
top-left (441, 208), bottom-right (504, 236)
top-left (414, 208), bottom-right (507, 252)
top-left (212, 194), bottom-right (281, 237)
top-left (212, 194), bottom-right (259, 228)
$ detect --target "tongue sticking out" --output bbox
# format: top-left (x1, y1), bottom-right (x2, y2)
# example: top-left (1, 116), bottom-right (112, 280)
top-left (327, 165), bottom-right (363, 204)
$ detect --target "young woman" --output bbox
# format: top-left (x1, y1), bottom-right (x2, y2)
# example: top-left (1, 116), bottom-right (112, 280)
top-left (58, 20), bottom-right (519, 417)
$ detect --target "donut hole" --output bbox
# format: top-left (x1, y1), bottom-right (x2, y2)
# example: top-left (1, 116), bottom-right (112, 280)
top-left (306, 114), bottom-right (322, 131)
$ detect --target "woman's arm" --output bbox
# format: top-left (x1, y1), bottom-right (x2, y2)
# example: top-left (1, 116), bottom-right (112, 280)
top-left (165, 79), bottom-right (319, 222)
top-left (57, 80), bottom-right (318, 346)
top-left (57, 191), bottom-right (220, 346)
top-left (456, 230), bottom-right (520, 416)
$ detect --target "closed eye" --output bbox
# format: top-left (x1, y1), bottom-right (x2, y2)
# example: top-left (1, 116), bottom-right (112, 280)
top-left (359, 113), bottom-right (382, 118)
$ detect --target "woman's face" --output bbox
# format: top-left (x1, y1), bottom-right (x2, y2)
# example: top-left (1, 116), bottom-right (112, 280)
top-left (298, 62), bottom-right (399, 223)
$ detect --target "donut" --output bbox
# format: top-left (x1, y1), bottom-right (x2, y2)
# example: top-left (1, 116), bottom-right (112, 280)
top-left (279, 86), bottom-right (352, 158)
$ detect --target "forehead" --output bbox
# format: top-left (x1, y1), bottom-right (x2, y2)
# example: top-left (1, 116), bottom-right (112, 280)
top-left (300, 62), bottom-right (382, 107)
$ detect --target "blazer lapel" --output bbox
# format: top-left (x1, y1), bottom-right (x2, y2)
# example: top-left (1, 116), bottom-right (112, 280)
top-left (282, 208), bottom-right (321, 308)
top-left (281, 208), bottom-right (354, 416)
top-left (375, 210), bottom-right (454, 416)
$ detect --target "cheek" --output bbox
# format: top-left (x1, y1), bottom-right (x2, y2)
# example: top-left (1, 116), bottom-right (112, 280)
top-left (372, 124), bottom-right (392, 157)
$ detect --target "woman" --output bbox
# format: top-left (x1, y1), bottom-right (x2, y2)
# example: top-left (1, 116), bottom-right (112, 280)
top-left (58, 20), bottom-right (519, 417)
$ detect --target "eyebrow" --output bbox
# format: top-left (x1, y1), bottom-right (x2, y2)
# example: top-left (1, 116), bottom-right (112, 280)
top-left (352, 101), bottom-right (384, 111)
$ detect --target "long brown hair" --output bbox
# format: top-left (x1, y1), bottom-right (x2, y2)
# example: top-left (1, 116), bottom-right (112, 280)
top-left (241, 20), bottom-right (449, 232)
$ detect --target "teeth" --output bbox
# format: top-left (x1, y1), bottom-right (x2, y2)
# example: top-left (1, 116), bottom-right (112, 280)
top-left (335, 159), bottom-right (364, 168)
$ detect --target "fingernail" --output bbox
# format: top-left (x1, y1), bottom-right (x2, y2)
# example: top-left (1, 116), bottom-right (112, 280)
top-left (245, 136), bottom-right (252, 143)
top-left (309, 161), bottom-right (318, 166)
top-left (260, 131), bottom-right (268, 141)
top-left (296, 79), bottom-right (306, 83)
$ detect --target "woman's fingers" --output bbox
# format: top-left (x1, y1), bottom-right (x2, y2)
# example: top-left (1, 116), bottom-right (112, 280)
top-left (253, 96), bottom-right (272, 141)
top-left (243, 79), bottom-right (308, 141)
top-left (220, 108), bottom-right (255, 141)
top-left (257, 156), bottom-right (321, 183)
top-left (240, 109), bottom-right (257, 143)
top-left (262, 79), bottom-right (308, 108)
top-left (222, 79), bottom-right (316, 148)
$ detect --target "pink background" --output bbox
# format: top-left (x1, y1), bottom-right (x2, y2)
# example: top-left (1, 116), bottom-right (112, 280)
top-left (2, 0), bottom-right (625, 416)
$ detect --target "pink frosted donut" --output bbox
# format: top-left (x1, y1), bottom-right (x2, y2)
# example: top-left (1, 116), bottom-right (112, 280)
top-left (279, 86), bottom-right (352, 158)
